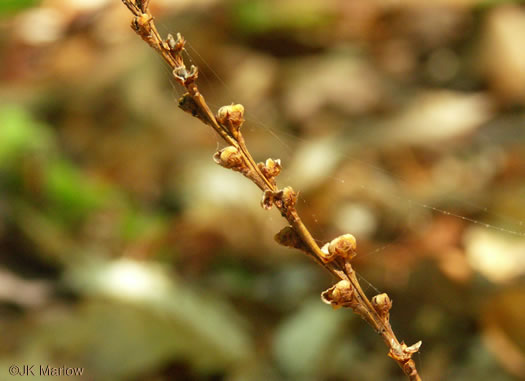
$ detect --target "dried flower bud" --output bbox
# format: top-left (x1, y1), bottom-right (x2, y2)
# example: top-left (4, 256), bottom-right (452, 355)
top-left (166, 32), bottom-right (184, 52)
top-left (173, 65), bottom-right (198, 84)
top-left (274, 226), bottom-right (306, 251)
top-left (217, 104), bottom-right (244, 136)
top-left (389, 341), bottom-right (422, 362)
top-left (258, 158), bottom-right (282, 180)
top-left (213, 146), bottom-right (243, 169)
top-left (261, 190), bottom-right (274, 210)
top-left (321, 280), bottom-right (356, 310)
top-left (131, 13), bottom-right (152, 32)
top-left (319, 234), bottom-right (357, 263)
top-left (173, 66), bottom-right (188, 83)
top-left (279, 186), bottom-right (297, 209)
top-left (328, 234), bottom-right (357, 261)
top-left (372, 293), bottom-right (392, 319)
top-left (166, 33), bottom-right (176, 50)
top-left (179, 93), bottom-right (209, 124)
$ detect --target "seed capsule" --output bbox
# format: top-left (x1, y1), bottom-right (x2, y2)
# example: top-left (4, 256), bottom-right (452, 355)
top-left (321, 280), bottom-right (356, 310)
top-left (279, 186), bottom-right (297, 209)
top-left (372, 293), bottom-right (392, 319)
top-left (274, 226), bottom-right (306, 250)
top-left (259, 158), bottom-right (282, 179)
top-left (261, 190), bottom-right (274, 210)
top-left (217, 104), bottom-right (245, 136)
top-left (213, 146), bottom-right (243, 169)
top-left (328, 233), bottom-right (357, 261)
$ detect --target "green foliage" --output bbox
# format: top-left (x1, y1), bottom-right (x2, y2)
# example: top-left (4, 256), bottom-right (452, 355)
top-left (44, 160), bottom-right (107, 224)
top-left (0, 0), bottom-right (40, 15)
top-left (0, 105), bottom-right (52, 166)
top-left (231, 0), bottom-right (333, 35)
top-left (120, 208), bottom-right (166, 242)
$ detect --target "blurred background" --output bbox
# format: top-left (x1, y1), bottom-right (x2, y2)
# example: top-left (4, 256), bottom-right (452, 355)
top-left (1, 0), bottom-right (525, 380)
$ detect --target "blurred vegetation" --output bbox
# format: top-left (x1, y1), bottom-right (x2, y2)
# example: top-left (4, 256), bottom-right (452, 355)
top-left (1, 0), bottom-right (525, 380)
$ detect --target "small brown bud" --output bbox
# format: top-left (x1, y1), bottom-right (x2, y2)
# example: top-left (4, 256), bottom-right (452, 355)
top-left (213, 146), bottom-right (243, 169)
top-left (131, 13), bottom-right (152, 32)
top-left (262, 187), bottom-right (297, 211)
top-left (329, 234), bottom-right (356, 258)
top-left (279, 186), bottom-right (297, 209)
top-left (389, 341), bottom-right (422, 362)
top-left (173, 64), bottom-right (198, 85)
top-left (321, 280), bottom-right (356, 310)
top-left (259, 158), bottom-right (282, 180)
top-left (274, 226), bottom-right (306, 250)
top-left (217, 104), bottom-right (245, 136)
top-left (261, 190), bottom-right (274, 210)
top-left (319, 234), bottom-right (357, 263)
top-left (166, 32), bottom-right (185, 52)
top-left (372, 293), bottom-right (392, 319)
top-left (179, 93), bottom-right (209, 124)
top-left (173, 66), bottom-right (188, 81)
top-left (166, 33), bottom-right (176, 50)
top-left (329, 234), bottom-right (357, 260)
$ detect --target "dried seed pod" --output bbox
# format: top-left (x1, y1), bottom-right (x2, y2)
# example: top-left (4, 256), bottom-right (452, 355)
top-left (274, 226), bottom-right (306, 251)
top-left (131, 13), bottom-right (151, 32)
top-left (173, 66), bottom-right (188, 82)
top-left (166, 33), bottom-right (176, 50)
top-left (179, 93), bottom-right (209, 124)
top-left (319, 233), bottom-right (357, 263)
top-left (372, 293), bottom-right (392, 320)
top-left (173, 65), bottom-right (198, 85)
top-left (321, 280), bottom-right (356, 310)
top-left (258, 158), bottom-right (282, 180)
top-left (389, 341), bottom-right (422, 362)
top-left (165, 32), bottom-right (185, 52)
top-left (279, 186), bottom-right (297, 209)
top-left (261, 190), bottom-right (274, 210)
top-left (186, 65), bottom-right (198, 81)
top-left (213, 146), bottom-right (243, 169)
top-left (328, 233), bottom-right (357, 261)
top-left (217, 104), bottom-right (245, 137)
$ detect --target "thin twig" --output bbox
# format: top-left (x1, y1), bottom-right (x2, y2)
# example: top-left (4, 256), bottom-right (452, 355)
top-left (120, 2), bottom-right (422, 379)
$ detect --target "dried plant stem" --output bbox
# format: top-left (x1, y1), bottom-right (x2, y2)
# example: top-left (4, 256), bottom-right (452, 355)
top-left (120, 2), bottom-right (422, 380)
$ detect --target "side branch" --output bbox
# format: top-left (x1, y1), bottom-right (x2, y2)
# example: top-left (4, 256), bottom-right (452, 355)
top-left (120, 1), bottom-right (422, 379)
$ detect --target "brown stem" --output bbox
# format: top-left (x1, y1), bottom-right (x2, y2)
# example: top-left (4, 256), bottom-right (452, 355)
top-left (120, 2), bottom-right (422, 380)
